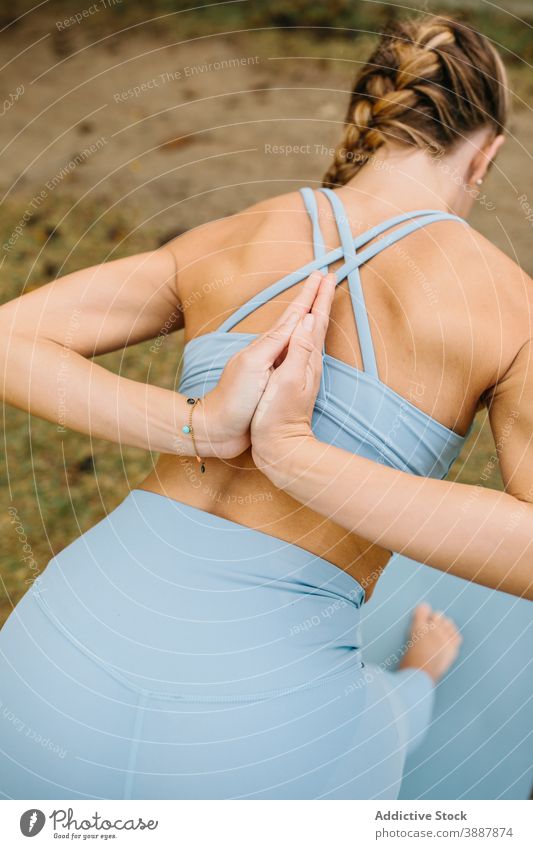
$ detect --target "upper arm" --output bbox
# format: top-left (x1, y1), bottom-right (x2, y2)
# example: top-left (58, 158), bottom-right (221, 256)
top-left (0, 247), bottom-right (183, 357)
top-left (487, 338), bottom-right (533, 502)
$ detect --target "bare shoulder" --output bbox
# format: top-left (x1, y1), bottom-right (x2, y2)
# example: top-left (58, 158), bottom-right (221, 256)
top-left (163, 191), bottom-right (310, 333)
top-left (409, 216), bottom-right (533, 326)
top-left (408, 215), bottom-right (526, 277)
top-left (448, 219), bottom-right (528, 288)
top-left (167, 190), bottom-right (306, 274)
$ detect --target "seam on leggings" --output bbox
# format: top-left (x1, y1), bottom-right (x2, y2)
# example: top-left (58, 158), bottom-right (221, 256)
top-left (31, 584), bottom-right (148, 697)
top-left (123, 689), bottom-right (148, 800)
top-left (30, 584), bottom-right (365, 703)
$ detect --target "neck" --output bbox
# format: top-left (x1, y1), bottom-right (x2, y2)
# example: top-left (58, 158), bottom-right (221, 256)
top-left (342, 144), bottom-right (471, 217)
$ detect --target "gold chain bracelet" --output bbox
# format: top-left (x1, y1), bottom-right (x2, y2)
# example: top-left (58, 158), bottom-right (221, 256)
top-left (181, 397), bottom-right (206, 474)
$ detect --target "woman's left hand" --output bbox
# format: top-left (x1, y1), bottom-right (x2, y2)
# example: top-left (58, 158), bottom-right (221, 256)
top-left (250, 273), bottom-right (336, 480)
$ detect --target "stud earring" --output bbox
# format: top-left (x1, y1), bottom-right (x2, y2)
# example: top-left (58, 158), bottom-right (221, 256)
top-left (475, 178), bottom-right (483, 186)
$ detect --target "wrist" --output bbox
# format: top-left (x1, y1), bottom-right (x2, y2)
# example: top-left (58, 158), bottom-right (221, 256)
top-left (252, 425), bottom-right (318, 488)
top-left (178, 389), bottom-right (247, 460)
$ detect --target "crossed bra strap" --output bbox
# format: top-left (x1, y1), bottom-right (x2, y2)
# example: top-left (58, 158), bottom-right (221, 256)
top-left (300, 186), bottom-right (329, 276)
top-left (216, 188), bottom-right (468, 378)
top-left (319, 187), bottom-right (379, 376)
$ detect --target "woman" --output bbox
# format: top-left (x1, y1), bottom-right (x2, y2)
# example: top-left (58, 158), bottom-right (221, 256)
top-left (0, 15), bottom-right (530, 799)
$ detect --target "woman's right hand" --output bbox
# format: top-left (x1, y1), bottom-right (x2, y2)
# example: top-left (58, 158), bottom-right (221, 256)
top-left (200, 271), bottom-right (324, 458)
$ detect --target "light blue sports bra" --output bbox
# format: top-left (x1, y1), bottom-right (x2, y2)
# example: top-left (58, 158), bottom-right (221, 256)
top-left (178, 187), bottom-right (471, 479)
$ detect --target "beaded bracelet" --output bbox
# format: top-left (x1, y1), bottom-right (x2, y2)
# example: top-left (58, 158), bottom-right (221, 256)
top-left (182, 397), bottom-right (206, 473)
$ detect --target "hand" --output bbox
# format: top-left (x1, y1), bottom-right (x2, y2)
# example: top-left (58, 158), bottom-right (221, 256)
top-left (201, 271), bottom-right (325, 458)
top-left (250, 272), bottom-right (336, 476)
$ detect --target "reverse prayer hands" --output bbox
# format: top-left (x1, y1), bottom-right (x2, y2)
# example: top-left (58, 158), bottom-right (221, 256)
top-left (201, 271), bottom-right (326, 458)
top-left (250, 272), bottom-right (336, 481)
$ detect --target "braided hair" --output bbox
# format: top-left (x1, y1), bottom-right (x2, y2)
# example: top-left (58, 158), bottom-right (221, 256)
top-left (322, 15), bottom-right (509, 188)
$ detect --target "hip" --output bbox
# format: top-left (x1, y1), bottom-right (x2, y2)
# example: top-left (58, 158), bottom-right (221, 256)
top-left (14, 489), bottom-right (368, 699)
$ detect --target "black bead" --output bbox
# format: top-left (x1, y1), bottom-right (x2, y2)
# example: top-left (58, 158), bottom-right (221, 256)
top-left (186, 397), bottom-right (196, 405)
top-left (200, 463), bottom-right (206, 474)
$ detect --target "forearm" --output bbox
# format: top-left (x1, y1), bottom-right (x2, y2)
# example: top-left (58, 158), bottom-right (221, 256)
top-left (1, 334), bottom-right (222, 456)
top-left (268, 435), bottom-right (533, 599)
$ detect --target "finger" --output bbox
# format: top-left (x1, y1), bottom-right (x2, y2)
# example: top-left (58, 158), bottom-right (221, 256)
top-left (276, 269), bottom-right (325, 325)
top-left (272, 347), bottom-right (289, 369)
top-left (271, 273), bottom-right (333, 367)
top-left (263, 270), bottom-right (323, 336)
top-left (249, 271), bottom-right (324, 361)
top-left (308, 273), bottom-right (336, 347)
top-left (278, 312), bottom-right (318, 380)
top-left (259, 270), bottom-right (333, 351)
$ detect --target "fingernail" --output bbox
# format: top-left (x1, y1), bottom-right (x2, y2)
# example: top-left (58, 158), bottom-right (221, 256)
top-left (302, 314), bottom-right (315, 331)
top-left (308, 271), bottom-right (322, 283)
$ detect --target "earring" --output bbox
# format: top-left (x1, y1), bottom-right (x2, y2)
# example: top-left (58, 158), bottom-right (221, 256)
top-left (475, 178), bottom-right (483, 186)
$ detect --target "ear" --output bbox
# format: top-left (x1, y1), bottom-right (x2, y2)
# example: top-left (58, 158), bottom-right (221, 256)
top-left (469, 132), bottom-right (505, 186)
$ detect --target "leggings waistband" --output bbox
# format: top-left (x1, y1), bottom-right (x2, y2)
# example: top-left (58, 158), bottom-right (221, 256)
top-left (30, 489), bottom-right (366, 699)
top-left (128, 489), bottom-right (366, 606)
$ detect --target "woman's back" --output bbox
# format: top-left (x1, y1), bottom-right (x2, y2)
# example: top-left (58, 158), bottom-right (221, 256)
top-left (139, 178), bottom-right (530, 595)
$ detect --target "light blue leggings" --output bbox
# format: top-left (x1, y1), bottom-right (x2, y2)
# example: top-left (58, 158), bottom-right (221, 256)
top-left (0, 490), bottom-right (434, 799)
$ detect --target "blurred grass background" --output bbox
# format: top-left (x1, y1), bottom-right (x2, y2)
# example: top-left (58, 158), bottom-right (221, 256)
top-left (1, 0), bottom-right (531, 625)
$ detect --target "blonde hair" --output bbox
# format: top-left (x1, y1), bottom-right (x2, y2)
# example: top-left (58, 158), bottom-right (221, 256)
top-left (323, 15), bottom-right (509, 188)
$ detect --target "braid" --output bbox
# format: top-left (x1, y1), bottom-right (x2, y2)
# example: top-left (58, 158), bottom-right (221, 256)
top-left (323, 15), bottom-right (508, 189)
top-left (323, 101), bottom-right (384, 188)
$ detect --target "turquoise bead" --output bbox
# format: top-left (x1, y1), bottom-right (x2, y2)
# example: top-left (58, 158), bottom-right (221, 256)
top-left (182, 425), bottom-right (191, 434)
